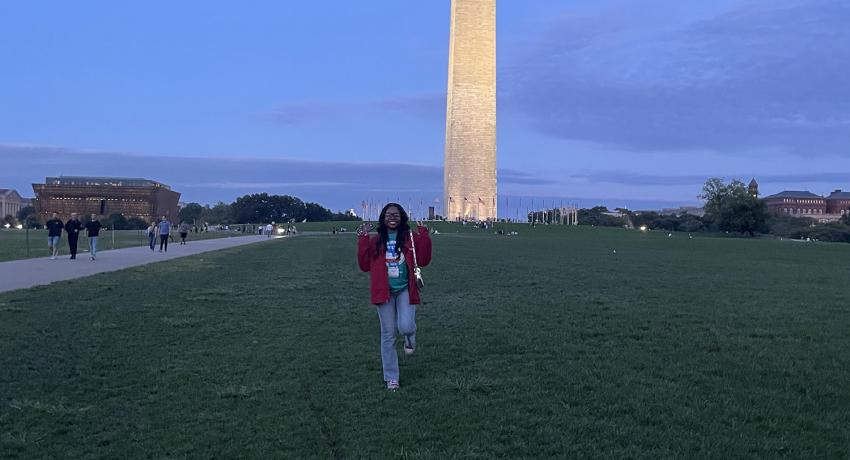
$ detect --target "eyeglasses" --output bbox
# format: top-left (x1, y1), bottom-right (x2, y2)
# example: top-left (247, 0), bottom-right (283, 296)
top-left (385, 213), bottom-right (401, 218)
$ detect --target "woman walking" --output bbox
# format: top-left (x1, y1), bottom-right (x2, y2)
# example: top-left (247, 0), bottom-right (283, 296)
top-left (147, 221), bottom-right (157, 251)
top-left (357, 203), bottom-right (431, 391)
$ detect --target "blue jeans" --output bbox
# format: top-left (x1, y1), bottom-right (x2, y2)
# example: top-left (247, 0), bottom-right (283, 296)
top-left (89, 237), bottom-right (98, 258)
top-left (375, 289), bottom-right (416, 381)
top-left (148, 232), bottom-right (156, 250)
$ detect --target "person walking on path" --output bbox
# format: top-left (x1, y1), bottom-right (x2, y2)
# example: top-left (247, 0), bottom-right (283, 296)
top-left (84, 214), bottom-right (102, 260)
top-left (65, 213), bottom-right (84, 260)
top-left (179, 222), bottom-right (189, 245)
top-left (357, 203), bottom-right (432, 391)
top-left (146, 221), bottom-right (157, 251)
top-left (85, 214), bottom-right (103, 260)
top-left (265, 223), bottom-right (273, 238)
top-left (46, 212), bottom-right (64, 259)
top-left (158, 216), bottom-right (171, 252)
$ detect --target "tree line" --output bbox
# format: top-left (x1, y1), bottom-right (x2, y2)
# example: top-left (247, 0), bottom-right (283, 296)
top-left (177, 193), bottom-right (359, 226)
top-left (10, 193), bottom-right (359, 230)
top-left (548, 178), bottom-right (850, 242)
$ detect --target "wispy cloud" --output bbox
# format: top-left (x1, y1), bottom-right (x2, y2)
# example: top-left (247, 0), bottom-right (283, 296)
top-left (0, 144), bottom-right (444, 209)
top-left (5, 143), bottom-right (847, 212)
top-left (264, 92), bottom-right (446, 125)
top-left (265, 101), bottom-right (356, 125)
top-left (503, 0), bottom-right (850, 156)
top-left (183, 181), bottom-right (359, 189)
top-left (499, 169), bottom-right (560, 185)
top-left (571, 170), bottom-right (850, 187)
top-left (377, 93), bottom-right (445, 120)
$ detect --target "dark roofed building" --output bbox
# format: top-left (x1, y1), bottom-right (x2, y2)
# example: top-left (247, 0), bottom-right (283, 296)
top-left (762, 191), bottom-right (827, 217)
top-left (32, 176), bottom-right (180, 222)
top-left (826, 189), bottom-right (850, 216)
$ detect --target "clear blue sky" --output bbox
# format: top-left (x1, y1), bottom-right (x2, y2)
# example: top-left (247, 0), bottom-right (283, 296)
top-left (2, 0), bottom-right (849, 214)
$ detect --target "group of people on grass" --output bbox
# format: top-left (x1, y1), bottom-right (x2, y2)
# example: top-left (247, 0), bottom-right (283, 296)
top-left (45, 212), bottom-right (102, 260)
top-left (44, 213), bottom-right (190, 259)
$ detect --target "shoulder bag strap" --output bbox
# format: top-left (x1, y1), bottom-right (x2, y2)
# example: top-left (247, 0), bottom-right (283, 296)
top-left (408, 228), bottom-right (419, 270)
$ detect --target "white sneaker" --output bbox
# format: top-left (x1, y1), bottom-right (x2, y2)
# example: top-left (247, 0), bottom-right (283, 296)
top-left (403, 337), bottom-right (415, 355)
top-left (386, 380), bottom-right (399, 391)
top-left (50, 256), bottom-right (56, 260)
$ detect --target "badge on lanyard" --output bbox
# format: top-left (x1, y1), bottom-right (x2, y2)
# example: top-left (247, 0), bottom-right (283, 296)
top-left (386, 239), bottom-right (401, 278)
top-left (388, 265), bottom-right (400, 278)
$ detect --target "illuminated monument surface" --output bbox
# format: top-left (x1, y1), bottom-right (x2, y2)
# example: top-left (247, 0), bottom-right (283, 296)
top-left (443, 0), bottom-right (496, 220)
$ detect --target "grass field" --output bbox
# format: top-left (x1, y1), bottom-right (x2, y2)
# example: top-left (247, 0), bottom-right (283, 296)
top-left (0, 229), bottom-right (244, 262)
top-left (1, 225), bottom-right (849, 458)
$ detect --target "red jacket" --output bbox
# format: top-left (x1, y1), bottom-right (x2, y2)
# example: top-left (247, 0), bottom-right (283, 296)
top-left (358, 226), bottom-right (432, 305)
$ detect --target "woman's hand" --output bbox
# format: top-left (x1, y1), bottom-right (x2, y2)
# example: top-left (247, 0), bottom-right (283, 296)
top-left (356, 222), bottom-right (374, 236)
top-left (415, 221), bottom-right (427, 230)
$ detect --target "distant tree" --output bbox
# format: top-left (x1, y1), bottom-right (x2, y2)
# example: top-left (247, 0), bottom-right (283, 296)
top-left (334, 210), bottom-right (361, 221)
top-left (16, 206), bottom-right (39, 228)
top-left (16, 205), bottom-right (35, 222)
top-left (231, 193), bottom-right (302, 223)
top-left (701, 178), bottom-right (768, 236)
top-left (766, 213), bottom-right (814, 238)
top-left (577, 206), bottom-right (627, 227)
top-left (202, 202), bottom-right (233, 225)
top-left (126, 217), bottom-right (149, 230)
top-left (678, 214), bottom-right (705, 232)
top-left (842, 213), bottom-right (850, 226)
top-left (178, 203), bottom-right (205, 224)
top-left (102, 213), bottom-right (129, 230)
top-left (303, 202), bottom-right (334, 222)
top-left (229, 193), bottom-right (352, 223)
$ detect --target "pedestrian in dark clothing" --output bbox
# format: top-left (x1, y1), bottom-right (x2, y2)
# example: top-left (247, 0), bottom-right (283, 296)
top-left (179, 222), bottom-right (189, 245)
top-left (158, 216), bottom-right (171, 252)
top-left (65, 213), bottom-right (84, 259)
top-left (46, 212), bottom-right (64, 259)
top-left (85, 214), bottom-right (102, 260)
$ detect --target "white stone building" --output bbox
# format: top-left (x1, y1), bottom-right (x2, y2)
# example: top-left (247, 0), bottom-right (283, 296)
top-left (0, 189), bottom-right (24, 219)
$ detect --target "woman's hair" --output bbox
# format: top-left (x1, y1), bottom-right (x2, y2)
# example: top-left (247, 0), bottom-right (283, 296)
top-left (375, 202), bottom-right (410, 256)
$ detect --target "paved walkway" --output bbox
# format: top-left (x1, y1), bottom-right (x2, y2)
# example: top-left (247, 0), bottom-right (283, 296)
top-left (0, 235), bottom-right (285, 294)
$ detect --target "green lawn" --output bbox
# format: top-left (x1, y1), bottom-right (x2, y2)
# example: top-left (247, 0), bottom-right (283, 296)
top-left (1, 227), bottom-right (849, 458)
top-left (0, 229), bottom-right (245, 262)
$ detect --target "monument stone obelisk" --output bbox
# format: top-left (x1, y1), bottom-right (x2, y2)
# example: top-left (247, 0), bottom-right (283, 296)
top-left (443, 0), bottom-right (496, 220)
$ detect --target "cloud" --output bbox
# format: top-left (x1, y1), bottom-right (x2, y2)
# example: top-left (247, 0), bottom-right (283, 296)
top-left (264, 92), bottom-right (446, 125)
top-left (0, 144), bottom-right (445, 209)
top-left (377, 93), bottom-right (445, 120)
top-left (182, 181), bottom-right (358, 189)
top-left (504, 0), bottom-right (850, 156)
top-left (571, 170), bottom-right (850, 187)
top-left (498, 169), bottom-right (561, 185)
top-left (265, 101), bottom-right (355, 125)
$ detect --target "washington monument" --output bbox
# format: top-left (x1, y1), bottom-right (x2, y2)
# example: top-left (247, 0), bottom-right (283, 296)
top-left (443, 0), bottom-right (496, 220)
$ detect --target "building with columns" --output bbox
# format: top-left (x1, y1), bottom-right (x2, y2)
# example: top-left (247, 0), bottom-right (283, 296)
top-left (0, 189), bottom-right (25, 219)
top-left (763, 188), bottom-right (850, 223)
